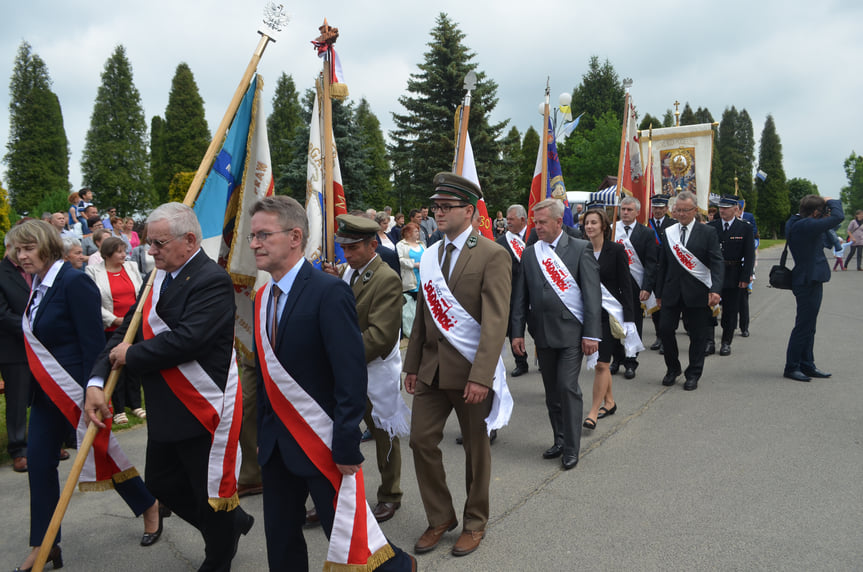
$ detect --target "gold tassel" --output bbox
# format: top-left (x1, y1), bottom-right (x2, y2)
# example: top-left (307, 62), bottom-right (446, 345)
top-left (208, 493), bottom-right (240, 512)
top-left (322, 544), bottom-right (395, 572)
top-left (112, 467), bottom-right (140, 484)
top-left (79, 479), bottom-right (115, 492)
top-left (330, 83), bottom-right (349, 100)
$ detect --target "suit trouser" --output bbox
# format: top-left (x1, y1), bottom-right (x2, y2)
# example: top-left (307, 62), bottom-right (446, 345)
top-left (409, 379), bottom-right (492, 531)
top-left (146, 434), bottom-right (250, 572)
top-left (536, 346), bottom-right (584, 458)
top-left (785, 282), bottom-right (823, 372)
top-left (261, 446), bottom-right (413, 572)
top-left (659, 303), bottom-right (712, 379)
top-left (28, 390), bottom-right (154, 547)
top-left (739, 289), bottom-right (750, 332)
top-left (720, 287), bottom-right (742, 344)
top-left (363, 398), bottom-right (402, 503)
top-left (238, 356), bottom-right (262, 486)
top-left (0, 362), bottom-right (30, 458)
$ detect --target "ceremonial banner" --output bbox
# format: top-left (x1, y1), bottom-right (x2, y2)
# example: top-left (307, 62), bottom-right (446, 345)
top-left (305, 89), bottom-right (347, 267)
top-left (639, 123), bottom-right (714, 215)
top-left (618, 96), bottom-right (644, 221)
top-left (527, 117), bottom-right (575, 232)
top-left (461, 133), bottom-right (494, 239)
top-left (192, 74), bottom-right (274, 359)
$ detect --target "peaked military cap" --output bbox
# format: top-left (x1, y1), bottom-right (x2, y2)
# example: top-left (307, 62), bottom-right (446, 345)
top-left (718, 194), bottom-right (740, 208)
top-left (335, 214), bottom-right (379, 244)
top-left (429, 172), bottom-right (483, 207)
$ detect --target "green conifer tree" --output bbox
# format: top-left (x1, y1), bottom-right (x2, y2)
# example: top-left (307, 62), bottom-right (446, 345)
top-left (81, 45), bottom-right (155, 215)
top-left (754, 115), bottom-right (789, 238)
top-left (518, 126), bottom-right (540, 199)
top-left (679, 103), bottom-right (696, 126)
top-left (354, 97), bottom-right (393, 208)
top-left (840, 152), bottom-right (863, 213)
top-left (267, 73), bottom-right (304, 196)
top-left (570, 56), bottom-right (625, 132)
top-left (0, 180), bottom-right (11, 256)
top-left (786, 177), bottom-right (819, 215)
top-left (150, 115), bottom-right (167, 204)
top-left (3, 41), bottom-right (70, 215)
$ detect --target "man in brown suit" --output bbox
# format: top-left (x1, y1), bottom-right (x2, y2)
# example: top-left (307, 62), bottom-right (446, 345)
top-left (330, 214), bottom-right (408, 523)
top-left (404, 172), bottom-right (511, 558)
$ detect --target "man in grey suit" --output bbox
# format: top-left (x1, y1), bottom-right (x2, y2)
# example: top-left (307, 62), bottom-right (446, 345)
top-left (511, 198), bottom-right (601, 470)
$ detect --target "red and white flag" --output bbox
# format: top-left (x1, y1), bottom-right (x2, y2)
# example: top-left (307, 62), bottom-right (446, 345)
top-left (461, 133), bottom-right (494, 239)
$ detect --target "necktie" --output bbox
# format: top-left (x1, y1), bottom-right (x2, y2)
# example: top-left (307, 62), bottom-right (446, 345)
top-left (270, 285), bottom-right (282, 344)
top-left (160, 272), bottom-right (173, 296)
top-left (680, 225), bottom-right (687, 247)
top-left (350, 270), bottom-right (360, 287)
top-left (624, 225), bottom-right (631, 236)
top-left (724, 222), bottom-right (730, 232)
top-left (440, 243), bottom-right (456, 283)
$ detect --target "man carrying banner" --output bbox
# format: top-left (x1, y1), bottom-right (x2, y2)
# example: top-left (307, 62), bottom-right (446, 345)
top-left (496, 204), bottom-right (530, 377)
top-left (654, 191), bottom-right (724, 391)
top-left (404, 173), bottom-right (512, 557)
top-left (511, 198), bottom-right (601, 470)
top-left (249, 196), bottom-right (415, 571)
top-left (326, 214), bottom-right (411, 523)
top-left (86, 203), bottom-right (252, 571)
top-left (647, 195), bottom-right (675, 351)
top-left (707, 195), bottom-right (755, 356)
top-left (611, 196), bottom-right (657, 379)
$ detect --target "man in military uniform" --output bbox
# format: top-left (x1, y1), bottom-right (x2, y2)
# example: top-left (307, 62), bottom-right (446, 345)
top-left (707, 195), bottom-right (755, 356)
top-left (647, 195), bottom-right (675, 351)
top-left (330, 214), bottom-right (409, 523)
top-left (404, 173), bottom-right (511, 557)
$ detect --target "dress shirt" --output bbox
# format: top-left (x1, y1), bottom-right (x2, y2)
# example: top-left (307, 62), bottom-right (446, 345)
top-left (441, 225), bottom-right (473, 280)
top-left (678, 219), bottom-right (696, 248)
top-left (28, 260), bottom-right (64, 325)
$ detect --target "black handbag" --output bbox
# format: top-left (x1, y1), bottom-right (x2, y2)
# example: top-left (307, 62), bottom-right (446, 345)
top-left (768, 243), bottom-right (793, 289)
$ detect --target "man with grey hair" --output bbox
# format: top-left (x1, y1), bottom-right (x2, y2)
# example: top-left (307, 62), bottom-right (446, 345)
top-left (496, 204), bottom-right (530, 376)
top-left (86, 202), bottom-right (253, 570)
top-left (654, 191), bottom-right (724, 391)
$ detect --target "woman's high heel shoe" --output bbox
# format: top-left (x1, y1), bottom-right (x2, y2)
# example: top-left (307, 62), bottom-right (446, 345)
top-left (141, 503), bottom-right (165, 547)
top-left (14, 545), bottom-right (63, 571)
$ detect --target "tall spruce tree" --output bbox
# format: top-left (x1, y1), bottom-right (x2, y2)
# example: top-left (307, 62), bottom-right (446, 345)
top-left (518, 126), bottom-right (540, 199)
top-left (570, 56), bottom-right (625, 132)
top-left (3, 41), bottom-right (70, 215)
top-left (735, 109), bottom-right (756, 209)
top-left (81, 45), bottom-right (154, 215)
top-left (0, 180), bottom-right (11, 255)
top-left (155, 63), bottom-right (210, 204)
top-left (267, 73), bottom-right (303, 196)
top-left (150, 115), bottom-right (166, 202)
top-left (354, 97), bottom-right (393, 209)
top-left (841, 151), bottom-right (863, 213)
top-left (389, 13), bottom-right (507, 205)
top-left (787, 177), bottom-right (819, 215)
top-left (639, 113), bottom-right (661, 131)
top-left (559, 111), bottom-right (621, 191)
top-left (754, 115), bottom-right (789, 238)
top-left (679, 103), bottom-right (696, 125)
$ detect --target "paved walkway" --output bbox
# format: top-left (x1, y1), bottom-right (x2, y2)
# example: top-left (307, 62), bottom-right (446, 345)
top-left (2, 245), bottom-right (860, 570)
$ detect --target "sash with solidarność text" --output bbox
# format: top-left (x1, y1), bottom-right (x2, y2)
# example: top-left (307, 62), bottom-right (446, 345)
top-left (614, 222), bottom-right (658, 313)
top-left (505, 231), bottom-right (525, 262)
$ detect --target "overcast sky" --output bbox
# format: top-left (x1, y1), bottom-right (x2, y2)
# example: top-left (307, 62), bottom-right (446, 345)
top-left (2, 0), bottom-right (861, 204)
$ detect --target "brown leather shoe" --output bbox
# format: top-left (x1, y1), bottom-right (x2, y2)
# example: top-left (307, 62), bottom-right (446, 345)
top-left (372, 501), bottom-right (401, 522)
top-left (237, 483), bottom-right (263, 498)
top-left (452, 529), bottom-right (484, 556)
top-left (414, 517), bottom-right (458, 553)
top-left (12, 456), bottom-right (27, 473)
top-left (304, 507), bottom-right (320, 528)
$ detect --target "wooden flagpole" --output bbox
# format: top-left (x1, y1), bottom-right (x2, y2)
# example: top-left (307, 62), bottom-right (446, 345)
top-left (323, 57), bottom-right (335, 262)
top-left (32, 8), bottom-right (287, 569)
top-left (453, 71), bottom-right (476, 176)
top-left (612, 90), bottom-right (631, 243)
top-left (541, 80), bottom-right (550, 207)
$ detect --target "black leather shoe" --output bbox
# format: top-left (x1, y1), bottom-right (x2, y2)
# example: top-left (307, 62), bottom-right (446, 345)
top-left (740, 330), bottom-right (750, 337)
top-left (683, 376), bottom-right (699, 391)
top-left (510, 365), bottom-right (528, 377)
top-left (649, 339), bottom-right (662, 351)
top-left (705, 341), bottom-right (716, 356)
top-left (784, 369), bottom-right (811, 382)
top-left (489, 429), bottom-right (498, 444)
top-left (141, 507), bottom-right (164, 547)
top-left (609, 362), bottom-right (620, 375)
top-left (624, 367), bottom-right (636, 380)
top-left (719, 343), bottom-right (731, 356)
top-left (561, 455), bottom-right (578, 470)
top-left (542, 444), bottom-right (563, 459)
top-left (455, 434), bottom-right (463, 444)
top-left (597, 404), bottom-right (617, 419)
top-left (231, 509), bottom-right (254, 558)
top-left (662, 369), bottom-right (681, 386)
top-left (801, 367), bottom-right (831, 378)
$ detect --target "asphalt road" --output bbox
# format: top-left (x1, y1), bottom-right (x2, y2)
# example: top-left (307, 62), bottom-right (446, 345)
top-left (2, 245), bottom-right (861, 571)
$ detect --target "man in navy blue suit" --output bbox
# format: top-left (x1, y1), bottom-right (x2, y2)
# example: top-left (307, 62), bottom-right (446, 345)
top-left (250, 196), bottom-right (415, 571)
top-left (783, 195), bottom-right (843, 382)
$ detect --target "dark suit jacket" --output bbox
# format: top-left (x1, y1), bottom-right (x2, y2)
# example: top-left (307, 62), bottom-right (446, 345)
top-left (256, 261), bottom-right (367, 472)
top-left (618, 222), bottom-right (658, 293)
top-left (648, 216), bottom-right (676, 246)
top-left (33, 262), bottom-right (105, 387)
top-left (495, 230), bottom-right (527, 336)
top-left (598, 240), bottom-right (635, 322)
top-left (785, 199), bottom-right (844, 287)
top-left (92, 250), bottom-right (236, 442)
top-left (375, 243), bottom-right (401, 276)
top-left (0, 256), bottom-right (30, 365)
top-left (511, 231), bottom-right (602, 348)
top-left (655, 222), bottom-right (724, 308)
top-left (708, 218), bottom-right (756, 288)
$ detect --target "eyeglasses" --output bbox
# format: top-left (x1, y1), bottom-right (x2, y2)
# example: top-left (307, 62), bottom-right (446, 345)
top-left (672, 206), bottom-right (696, 214)
top-left (246, 229), bottom-right (292, 244)
top-left (430, 203), bottom-right (469, 214)
top-left (146, 236), bottom-right (180, 249)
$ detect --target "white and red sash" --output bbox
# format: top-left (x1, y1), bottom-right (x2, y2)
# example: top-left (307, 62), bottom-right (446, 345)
top-left (505, 231), bottom-right (525, 262)
top-left (665, 224), bottom-right (712, 289)
top-left (614, 222), bottom-right (657, 313)
top-left (255, 281), bottom-right (394, 571)
top-left (342, 267), bottom-right (411, 438)
top-left (144, 270), bottom-right (242, 511)
top-left (23, 311), bottom-right (138, 491)
top-left (419, 243), bottom-right (513, 432)
top-left (599, 284), bottom-right (645, 359)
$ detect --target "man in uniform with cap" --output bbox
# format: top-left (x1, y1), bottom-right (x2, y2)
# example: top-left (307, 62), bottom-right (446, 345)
top-left (404, 172), bottom-right (511, 557)
top-left (707, 195), bottom-right (755, 356)
top-left (647, 195), bottom-right (675, 351)
top-left (325, 214), bottom-right (410, 523)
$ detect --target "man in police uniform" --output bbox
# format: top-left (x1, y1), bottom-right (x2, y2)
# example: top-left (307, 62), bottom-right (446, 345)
top-left (707, 195), bottom-right (755, 356)
top-left (404, 173), bottom-right (511, 557)
top-left (647, 195), bottom-right (675, 351)
top-left (331, 214), bottom-right (408, 523)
